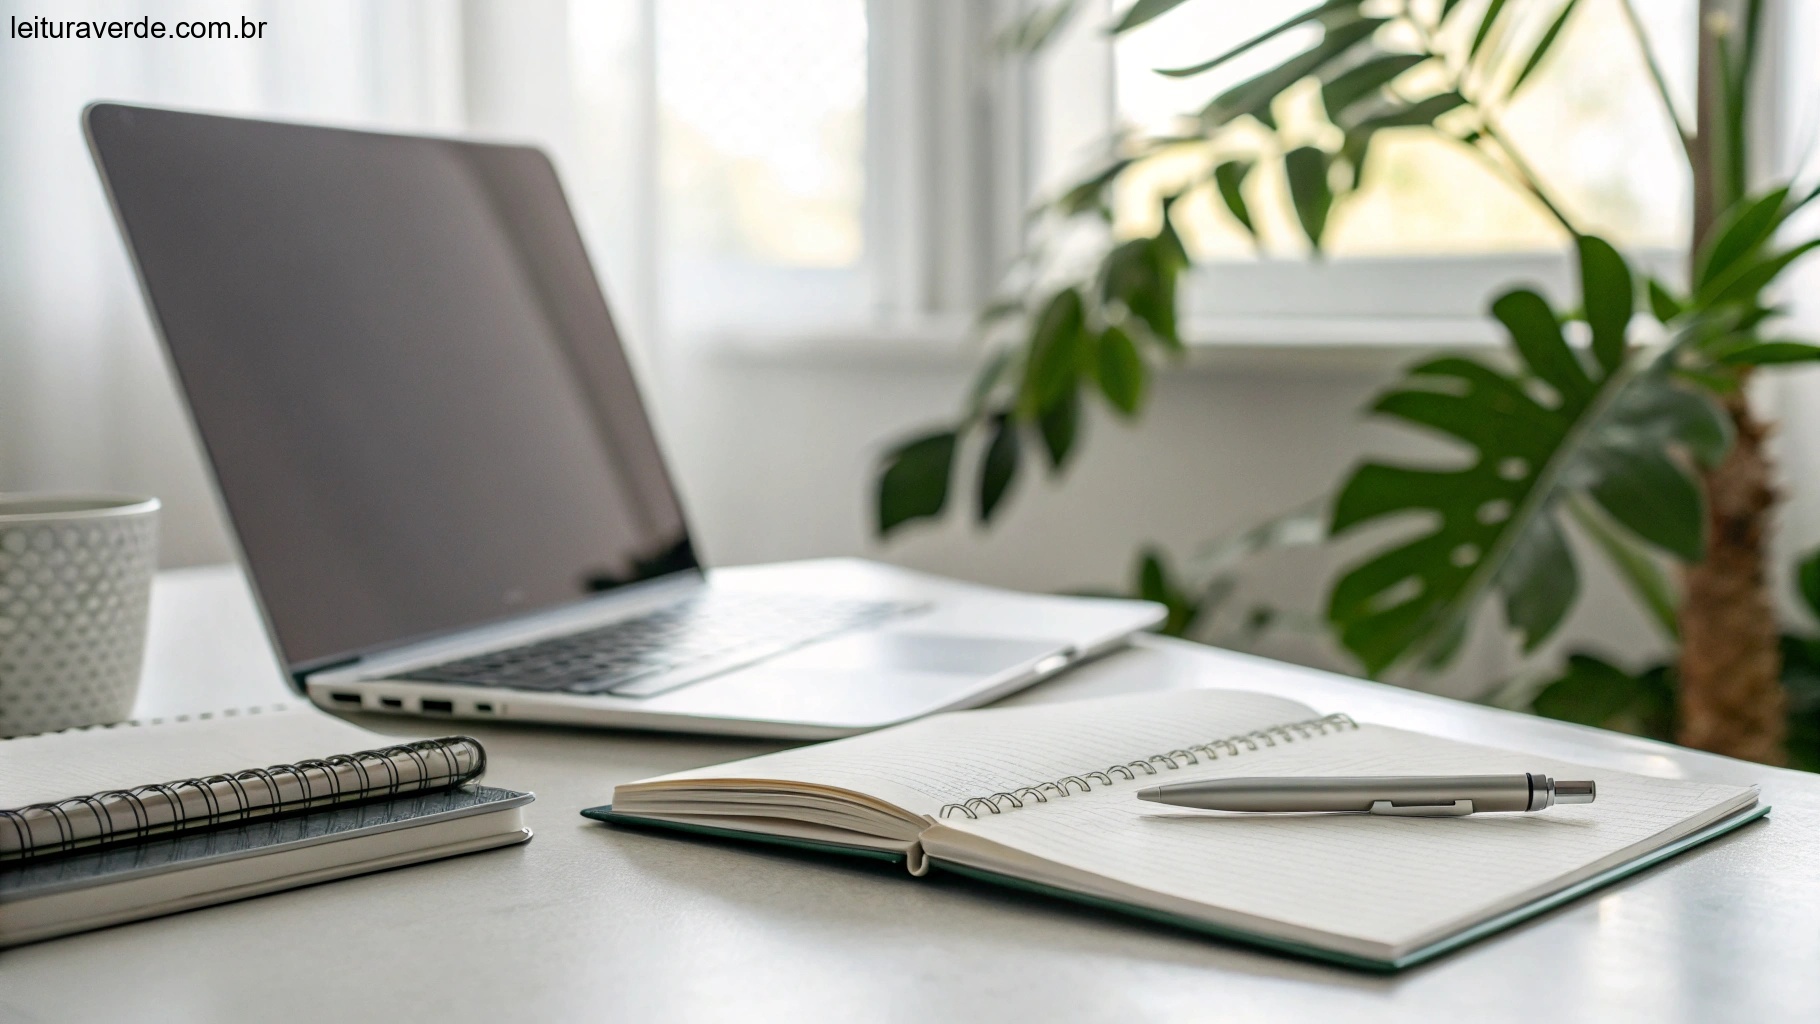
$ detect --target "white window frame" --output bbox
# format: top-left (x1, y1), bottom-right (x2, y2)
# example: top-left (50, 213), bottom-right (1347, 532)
top-left (704, 0), bottom-right (1698, 361)
top-left (1062, 0), bottom-right (1738, 354)
top-left (468, 0), bottom-right (1796, 362)
top-left (566, 0), bottom-right (1033, 353)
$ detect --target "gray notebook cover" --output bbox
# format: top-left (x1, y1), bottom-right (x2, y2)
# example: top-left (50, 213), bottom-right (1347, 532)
top-left (0, 785), bottom-right (531, 901)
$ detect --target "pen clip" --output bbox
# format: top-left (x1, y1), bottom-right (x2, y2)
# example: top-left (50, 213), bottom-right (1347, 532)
top-left (1368, 799), bottom-right (1475, 817)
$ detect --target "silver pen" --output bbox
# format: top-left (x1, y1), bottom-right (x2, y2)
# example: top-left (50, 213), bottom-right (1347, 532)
top-left (1136, 774), bottom-right (1597, 817)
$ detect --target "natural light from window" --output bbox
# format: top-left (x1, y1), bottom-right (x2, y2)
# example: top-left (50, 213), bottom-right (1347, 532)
top-left (655, 0), bottom-right (867, 270)
top-left (1113, 0), bottom-right (1694, 260)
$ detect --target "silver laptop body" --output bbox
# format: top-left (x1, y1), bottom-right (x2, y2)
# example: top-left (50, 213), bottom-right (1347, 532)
top-left (86, 103), bottom-right (1163, 738)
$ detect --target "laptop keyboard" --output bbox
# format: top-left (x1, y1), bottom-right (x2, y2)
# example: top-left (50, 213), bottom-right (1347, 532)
top-left (399, 592), bottom-right (927, 699)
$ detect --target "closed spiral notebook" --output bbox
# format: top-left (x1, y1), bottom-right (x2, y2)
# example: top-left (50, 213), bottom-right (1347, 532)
top-left (0, 703), bottom-right (531, 946)
top-left (589, 689), bottom-right (1765, 970)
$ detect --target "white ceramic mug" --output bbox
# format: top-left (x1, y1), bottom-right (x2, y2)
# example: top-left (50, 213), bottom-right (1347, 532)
top-left (0, 494), bottom-right (160, 737)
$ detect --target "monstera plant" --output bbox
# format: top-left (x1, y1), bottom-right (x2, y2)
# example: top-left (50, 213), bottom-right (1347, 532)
top-left (872, 0), bottom-right (1820, 766)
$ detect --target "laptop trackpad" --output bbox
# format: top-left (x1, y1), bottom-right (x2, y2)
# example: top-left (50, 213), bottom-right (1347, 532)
top-left (638, 633), bottom-right (1069, 726)
top-left (777, 633), bottom-right (1067, 673)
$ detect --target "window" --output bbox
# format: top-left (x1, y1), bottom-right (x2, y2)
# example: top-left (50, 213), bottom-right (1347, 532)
top-left (656, 0), bottom-right (867, 271)
top-left (564, 0), bottom-right (1711, 352)
top-left (1101, 0), bottom-right (1699, 337)
top-left (567, 0), bottom-right (1018, 343)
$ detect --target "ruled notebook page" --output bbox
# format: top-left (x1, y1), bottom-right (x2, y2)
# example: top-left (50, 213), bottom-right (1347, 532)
top-left (624, 690), bottom-right (1319, 817)
top-left (930, 724), bottom-right (1757, 955)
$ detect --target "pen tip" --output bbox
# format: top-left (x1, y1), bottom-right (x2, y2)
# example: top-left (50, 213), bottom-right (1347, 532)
top-left (1136, 786), bottom-right (1163, 802)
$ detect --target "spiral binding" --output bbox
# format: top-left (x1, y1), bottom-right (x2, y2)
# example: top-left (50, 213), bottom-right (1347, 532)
top-left (0, 735), bottom-right (486, 861)
top-left (937, 713), bottom-right (1357, 820)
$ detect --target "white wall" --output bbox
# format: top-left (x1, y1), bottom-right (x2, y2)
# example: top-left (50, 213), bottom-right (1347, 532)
top-left (646, 337), bottom-right (1673, 695)
top-left (2, 263), bottom-right (1692, 696)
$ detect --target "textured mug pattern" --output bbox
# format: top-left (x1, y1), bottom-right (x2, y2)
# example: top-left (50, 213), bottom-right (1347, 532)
top-left (0, 498), bottom-right (159, 738)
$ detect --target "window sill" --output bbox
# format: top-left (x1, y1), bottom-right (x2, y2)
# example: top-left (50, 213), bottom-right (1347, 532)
top-left (701, 313), bottom-right (1502, 373)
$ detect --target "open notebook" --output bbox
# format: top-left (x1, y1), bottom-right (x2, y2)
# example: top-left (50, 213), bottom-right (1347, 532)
top-left (590, 689), bottom-right (1764, 969)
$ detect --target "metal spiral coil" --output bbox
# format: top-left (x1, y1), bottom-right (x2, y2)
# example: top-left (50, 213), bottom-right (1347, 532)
top-left (0, 736), bottom-right (486, 861)
top-left (938, 713), bottom-right (1357, 819)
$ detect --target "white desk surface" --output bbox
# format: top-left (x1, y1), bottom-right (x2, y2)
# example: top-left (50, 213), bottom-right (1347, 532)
top-left (4, 565), bottom-right (1818, 1023)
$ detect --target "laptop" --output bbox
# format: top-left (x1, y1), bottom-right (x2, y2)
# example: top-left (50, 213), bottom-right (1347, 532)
top-left (85, 103), bottom-right (1163, 738)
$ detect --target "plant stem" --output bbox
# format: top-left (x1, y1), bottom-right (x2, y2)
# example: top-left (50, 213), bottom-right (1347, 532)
top-left (1618, 0), bottom-right (1697, 163)
top-left (1407, 10), bottom-right (1581, 239)
top-left (1473, 112), bottom-right (1581, 237)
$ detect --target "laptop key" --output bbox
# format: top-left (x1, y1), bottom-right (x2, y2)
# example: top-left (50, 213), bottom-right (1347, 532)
top-left (399, 594), bottom-right (929, 695)
top-left (602, 639), bottom-right (797, 698)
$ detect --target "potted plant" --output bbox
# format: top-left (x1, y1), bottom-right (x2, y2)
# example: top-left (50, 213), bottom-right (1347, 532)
top-left (871, 0), bottom-right (1820, 767)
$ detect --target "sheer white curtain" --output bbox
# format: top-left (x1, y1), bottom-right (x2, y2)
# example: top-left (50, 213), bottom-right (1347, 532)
top-left (0, 0), bottom-right (464, 565)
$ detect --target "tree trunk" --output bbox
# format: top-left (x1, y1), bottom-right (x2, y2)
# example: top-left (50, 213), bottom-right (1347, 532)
top-left (1675, 0), bottom-right (1786, 763)
top-left (1677, 393), bottom-right (1786, 763)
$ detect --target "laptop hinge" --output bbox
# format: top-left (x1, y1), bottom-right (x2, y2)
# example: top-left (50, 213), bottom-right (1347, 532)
top-left (291, 654), bottom-right (360, 688)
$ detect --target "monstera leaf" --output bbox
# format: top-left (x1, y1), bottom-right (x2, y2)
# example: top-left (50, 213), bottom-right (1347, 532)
top-left (1326, 239), bottom-right (1732, 675)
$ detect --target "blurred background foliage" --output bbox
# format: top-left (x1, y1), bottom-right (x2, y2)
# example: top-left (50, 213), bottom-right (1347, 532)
top-left (874, 0), bottom-right (1819, 768)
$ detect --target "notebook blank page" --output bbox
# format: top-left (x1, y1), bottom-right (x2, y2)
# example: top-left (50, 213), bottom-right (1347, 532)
top-left (630, 689), bottom-right (1319, 818)
top-left (937, 724), bottom-right (1756, 952)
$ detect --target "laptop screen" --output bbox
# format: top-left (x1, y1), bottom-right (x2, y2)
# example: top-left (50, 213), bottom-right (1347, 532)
top-left (87, 104), bottom-right (699, 673)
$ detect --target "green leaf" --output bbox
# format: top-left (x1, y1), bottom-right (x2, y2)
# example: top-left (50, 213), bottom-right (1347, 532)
top-left (1565, 497), bottom-right (1679, 641)
top-left (1498, 513), bottom-right (1578, 651)
top-left (1112, 0), bottom-right (1192, 34)
top-left (1344, 89), bottom-right (1468, 135)
top-left (1697, 238), bottom-right (1820, 310)
top-left (1509, 0), bottom-right (1578, 95)
top-left (1284, 146), bottom-right (1334, 250)
top-left (1198, 17), bottom-right (1387, 129)
top-left (1782, 633), bottom-right (1820, 772)
top-left (1798, 547), bottom-right (1820, 622)
top-left (1673, 366), bottom-right (1742, 394)
top-left (877, 431), bottom-right (957, 536)
top-left (1321, 53), bottom-right (1428, 119)
top-left (1718, 341), bottom-right (1820, 365)
top-left (1532, 652), bottom-right (1675, 738)
top-left (1583, 447), bottom-right (1704, 561)
top-left (1138, 549), bottom-right (1170, 604)
top-left (1695, 187), bottom-right (1790, 289)
top-left (1468, 0), bottom-right (1510, 61)
top-left (1102, 236), bottom-right (1180, 345)
top-left (1492, 288), bottom-right (1591, 407)
top-left (1155, 0), bottom-right (1356, 77)
top-left (1595, 370), bottom-right (1732, 468)
top-left (1132, 547), bottom-right (1204, 637)
top-left (1212, 160), bottom-right (1256, 236)
top-left (1021, 289), bottom-right (1087, 416)
top-left (1095, 326), bottom-right (1146, 416)
top-left (1646, 277), bottom-right (1683, 323)
top-left (1055, 158), bottom-right (1133, 217)
top-left (1327, 269), bottom-right (1717, 674)
top-left (1039, 388), bottom-right (1081, 471)
top-left (964, 349), bottom-right (1014, 421)
top-left (1340, 92), bottom-right (1467, 173)
top-left (1577, 235), bottom-right (1632, 375)
top-left (977, 414), bottom-right (1020, 524)
top-left (1155, 193), bottom-right (1191, 271)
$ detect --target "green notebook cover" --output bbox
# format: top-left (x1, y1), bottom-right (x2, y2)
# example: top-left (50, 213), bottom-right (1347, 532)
top-left (582, 805), bottom-right (908, 867)
top-left (584, 802), bottom-right (1769, 971)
